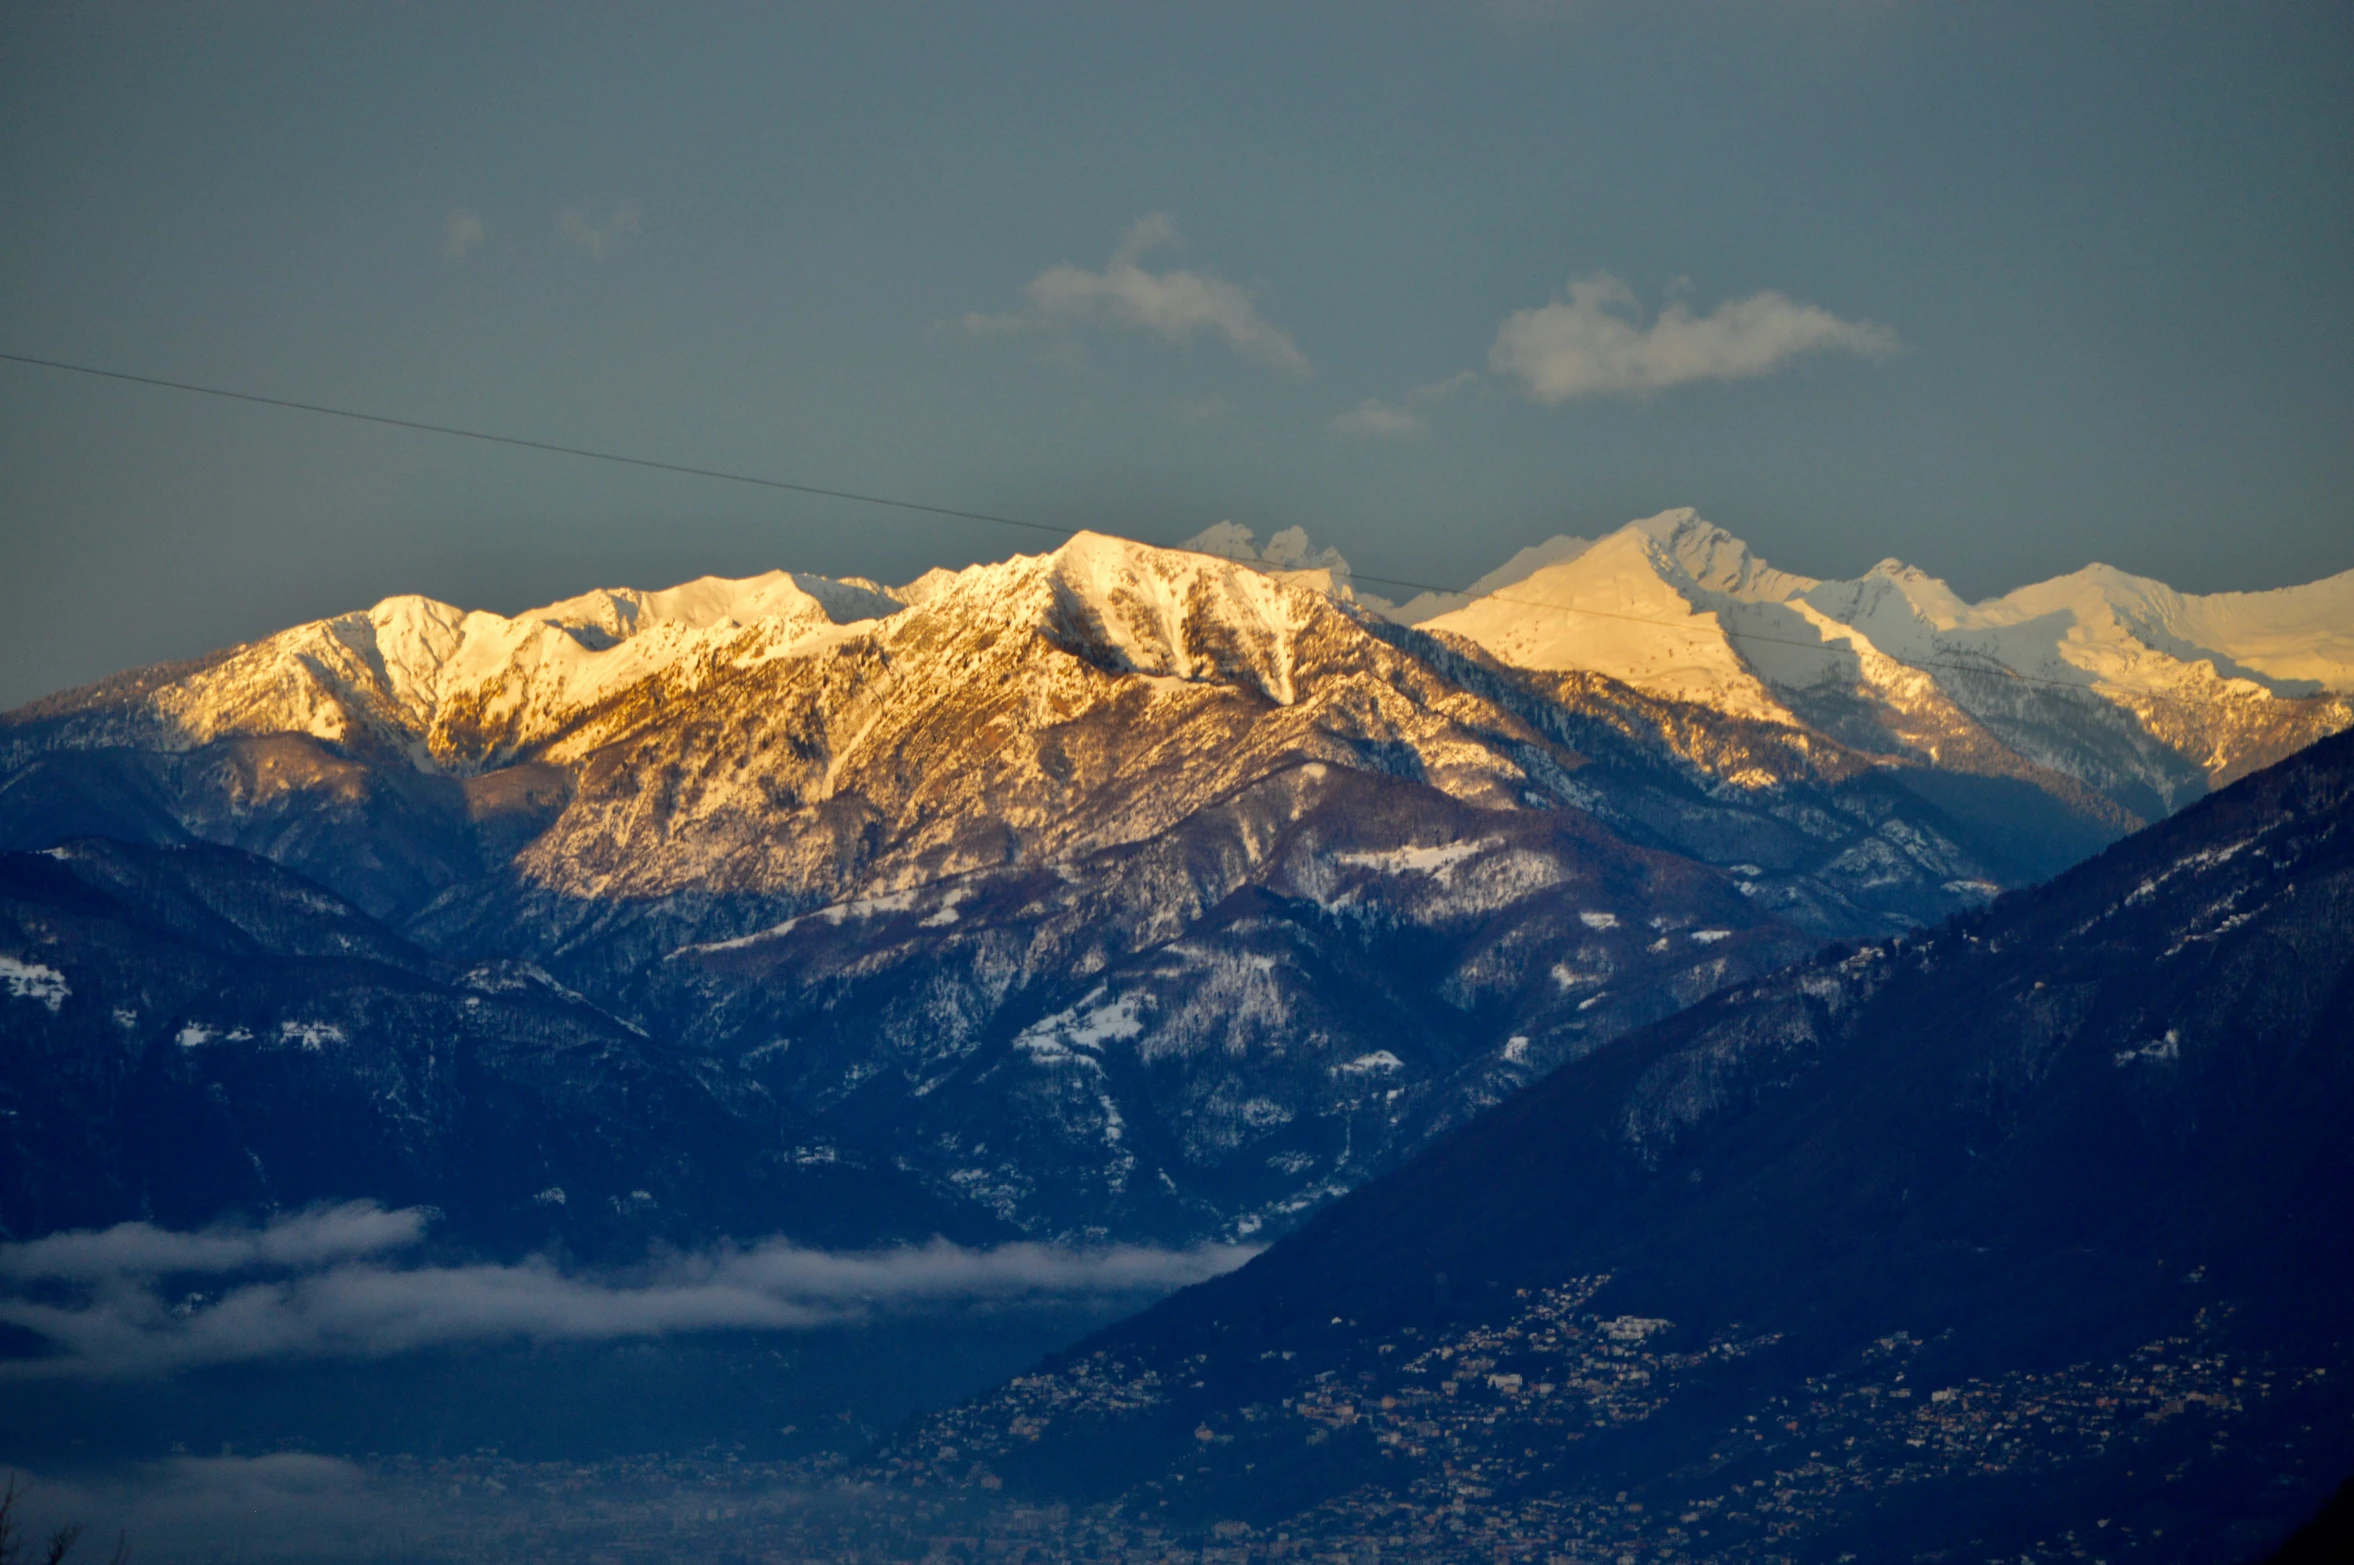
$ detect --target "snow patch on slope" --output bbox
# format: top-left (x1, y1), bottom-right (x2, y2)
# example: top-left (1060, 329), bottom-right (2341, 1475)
top-left (1337, 840), bottom-right (1497, 880)
top-left (1015, 987), bottom-right (1149, 1069)
top-left (0, 955), bottom-right (68, 1012)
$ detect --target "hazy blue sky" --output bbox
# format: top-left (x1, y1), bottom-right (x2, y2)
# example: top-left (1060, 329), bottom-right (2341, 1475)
top-left (2, 3), bottom-right (2348, 706)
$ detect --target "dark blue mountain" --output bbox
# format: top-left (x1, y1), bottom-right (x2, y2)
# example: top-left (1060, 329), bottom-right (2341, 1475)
top-left (0, 837), bottom-right (995, 1256)
top-left (886, 726), bottom-right (2354, 1561)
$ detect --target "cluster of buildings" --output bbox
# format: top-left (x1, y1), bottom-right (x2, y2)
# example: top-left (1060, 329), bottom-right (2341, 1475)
top-left (336, 1290), bottom-right (2318, 1563)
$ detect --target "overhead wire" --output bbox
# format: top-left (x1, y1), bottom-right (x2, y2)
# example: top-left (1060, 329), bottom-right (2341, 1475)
top-left (0, 349), bottom-right (2286, 714)
top-left (0, 350), bottom-right (1070, 542)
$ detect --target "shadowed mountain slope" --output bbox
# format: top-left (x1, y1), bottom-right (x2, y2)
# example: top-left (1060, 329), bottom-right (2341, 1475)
top-left (885, 726), bottom-right (2354, 1560)
top-left (0, 838), bottom-right (992, 1256)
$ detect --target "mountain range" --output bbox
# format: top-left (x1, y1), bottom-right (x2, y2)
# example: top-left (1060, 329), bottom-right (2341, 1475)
top-left (1, 514), bottom-right (2346, 1248)
top-left (1386, 509), bottom-right (2354, 814)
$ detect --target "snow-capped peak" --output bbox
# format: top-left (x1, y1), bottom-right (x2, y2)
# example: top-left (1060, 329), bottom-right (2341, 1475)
top-left (1625, 508), bottom-right (1819, 603)
top-left (1174, 521), bottom-right (1369, 614)
top-left (1798, 559), bottom-right (1975, 642)
top-left (1182, 521), bottom-right (1348, 576)
top-left (894, 531), bottom-right (1329, 705)
top-left (13, 513), bottom-right (2345, 825)
top-left (1387, 535), bottom-right (1597, 625)
top-left (523, 571), bottom-right (902, 646)
top-left (1418, 512), bottom-right (1796, 723)
top-left (65, 567), bottom-right (908, 775)
top-left (1419, 511), bottom-right (2351, 805)
top-left (1180, 520), bottom-right (1357, 601)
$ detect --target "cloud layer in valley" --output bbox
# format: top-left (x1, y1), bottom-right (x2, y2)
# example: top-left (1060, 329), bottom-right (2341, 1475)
top-left (966, 215), bottom-right (1309, 373)
top-left (1489, 274), bottom-right (1898, 402)
top-left (0, 1204), bottom-right (1253, 1379)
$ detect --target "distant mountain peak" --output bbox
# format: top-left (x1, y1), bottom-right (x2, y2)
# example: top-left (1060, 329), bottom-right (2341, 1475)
top-left (897, 529), bottom-right (1340, 706)
top-left (1387, 534), bottom-right (1598, 625)
top-left (519, 570), bottom-right (902, 646)
top-left (1177, 522), bottom-right (1358, 609)
top-left (1622, 507), bottom-right (1819, 603)
top-left (1419, 512), bottom-right (2351, 807)
top-left (2, 566), bottom-right (905, 777)
top-left (1418, 519), bottom-right (1797, 723)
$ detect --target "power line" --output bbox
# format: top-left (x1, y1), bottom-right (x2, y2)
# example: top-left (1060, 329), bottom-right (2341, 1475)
top-left (0, 349), bottom-right (2282, 714)
top-left (0, 350), bottom-right (1071, 542)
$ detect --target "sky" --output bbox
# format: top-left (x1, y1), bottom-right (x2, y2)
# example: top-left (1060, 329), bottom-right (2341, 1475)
top-left (1, 2), bottom-right (2348, 708)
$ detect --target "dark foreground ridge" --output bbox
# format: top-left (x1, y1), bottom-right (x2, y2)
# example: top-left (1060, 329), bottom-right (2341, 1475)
top-left (869, 727), bottom-right (2354, 1561)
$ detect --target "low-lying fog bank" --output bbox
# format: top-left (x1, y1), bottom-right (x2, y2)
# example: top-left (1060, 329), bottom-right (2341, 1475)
top-left (1, 1206), bottom-right (1250, 1560)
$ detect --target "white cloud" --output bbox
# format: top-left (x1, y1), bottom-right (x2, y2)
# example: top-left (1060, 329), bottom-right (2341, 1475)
top-left (1330, 399), bottom-right (1426, 438)
top-left (558, 203), bottom-right (641, 259)
top-left (0, 1205), bottom-right (1254, 1379)
top-left (441, 208), bottom-right (485, 260)
top-left (1489, 274), bottom-right (1898, 402)
top-left (966, 215), bottom-right (1309, 374)
top-left (1407, 370), bottom-right (1480, 404)
top-left (1330, 370), bottom-right (1477, 438)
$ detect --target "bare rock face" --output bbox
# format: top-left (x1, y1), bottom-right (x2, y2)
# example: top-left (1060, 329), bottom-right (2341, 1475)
top-left (13, 524), bottom-right (2326, 1244)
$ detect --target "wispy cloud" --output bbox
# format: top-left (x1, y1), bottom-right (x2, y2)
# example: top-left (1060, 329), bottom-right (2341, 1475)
top-left (1489, 274), bottom-right (1898, 401)
top-left (1167, 393), bottom-right (1232, 425)
top-left (1329, 370), bottom-right (1478, 438)
top-left (1408, 370), bottom-right (1480, 404)
top-left (965, 215), bottom-right (1309, 374)
top-left (0, 1205), bottom-right (1252, 1379)
top-left (558, 203), bottom-right (641, 259)
top-left (441, 208), bottom-right (485, 261)
top-left (1330, 399), bottom-right (1425, 438)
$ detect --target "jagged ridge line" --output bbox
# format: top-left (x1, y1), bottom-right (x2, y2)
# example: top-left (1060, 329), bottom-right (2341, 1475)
top-left (1, 348), bottom-right (2288, 714)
